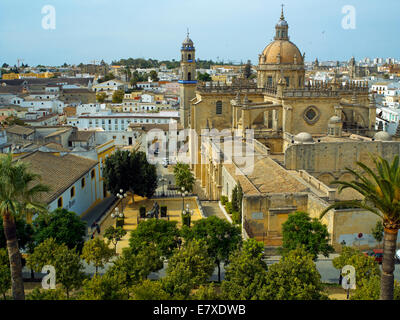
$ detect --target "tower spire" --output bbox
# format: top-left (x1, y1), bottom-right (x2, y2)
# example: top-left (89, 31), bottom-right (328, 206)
top-left (281, 4), bottom-right (285, 20)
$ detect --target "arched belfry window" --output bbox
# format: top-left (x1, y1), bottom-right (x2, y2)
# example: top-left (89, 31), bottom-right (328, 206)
top-left (216, 101), bottom-right (222, 114)
top-left (188, 54), bottom-right (192, 60)
top-left (188, 72), bottom-right (191, 81)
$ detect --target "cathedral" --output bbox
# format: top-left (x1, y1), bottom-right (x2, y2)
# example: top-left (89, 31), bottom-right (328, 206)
top-left (178, 8), bottom-right (400, 250)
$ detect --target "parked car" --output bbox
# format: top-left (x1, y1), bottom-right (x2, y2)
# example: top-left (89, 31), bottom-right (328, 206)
top-left (162, 158), bottom-right (169, 168)
top-left (363, 249), bottom-right (383, 264)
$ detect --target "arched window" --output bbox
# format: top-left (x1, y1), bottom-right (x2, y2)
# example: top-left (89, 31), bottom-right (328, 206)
top-left (188, 54), bottom-right (192, 60)
top-left (216, 101), bottom-right (222, 114)
top-left (188, 72), bottom-right (191, 81)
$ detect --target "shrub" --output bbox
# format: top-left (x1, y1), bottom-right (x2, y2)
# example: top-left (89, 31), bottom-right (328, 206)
top-left (232, 211), bottom-right (241, 225)
top-left (220, 196), bottom-right (228, 206)
top-left (161, 206), bottom-right (167, 218)
top-left (225, 202), bottom-right (233, 214)
top-left (181, 213), bottom-right (191, 227)
top-left (139, 206), bottom-right (146, 218)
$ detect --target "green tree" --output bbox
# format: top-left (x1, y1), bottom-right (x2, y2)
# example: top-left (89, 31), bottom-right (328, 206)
top-left (79, 273), bottom-right (127, 300)
top-left (103, 226), bottom-right (127, 253)
top-left (96, 92), bottom-right (107, 103)
top-left (149, 70), bottom-right (159, 82)
top-left (128, 219), bottom-right (180, 258)
top-left (332, 246), bottom-right (380, 288)
top-left (173, 162), bottom-right (195, 192)
top-left (81, 238), bottom-right (115, 274)
top-left (33, 208), bottom-right (87, 252)
top-left (112, 90), bottom-right (125, 103)
top-left (197, 72), bottom-right (211, 82)
top-left (103, 150), bottom-right (158, 199)
top-left (163, 240), bottom-right (214, 298)
top-left (0, 154), bottom-right (49, 300)
top-left (281, 211), bottom-right (334, 260)
top-left (98, 72), bottom-right (115, 83)
top-left (231, 186), bottom-right (239, 212)
top-left (27, 238), bottom-right (86, 298)
top-left (131, 279), bottom-right (170, 300)
top-left (107, 244), bottom-right (163, 294)
top-left (0, 248), bottom-right (11, 300)
top-left (320, 155), bottom-right (400, 300)
top-left (221, 239), bottom-right (268, 300)
top-left (261, 247), bottom-right (327, 300)
top-left (371, 221), bottom-right (384, 247)
top-left (183, 216), bottom-right (242, 282)
top-left (351, 275), bottom-right (400, 300)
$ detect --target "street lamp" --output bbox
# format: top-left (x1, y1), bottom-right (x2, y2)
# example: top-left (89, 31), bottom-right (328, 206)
top-left (181, 187), bottom-right (188, 210)
top-left (159, 177), bottom-right (167, 197)
top-left (182, 203), bottom-right (194, 227)
top-left (116, 189), bottom-right (128, 213)
top-left (111, 207), bottom-right (125, 227)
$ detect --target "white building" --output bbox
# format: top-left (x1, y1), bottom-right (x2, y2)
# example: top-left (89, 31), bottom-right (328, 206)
top-left (67, 111), bottom-right (179, 131)
top-left (18, 151), bottom-right (103, 216)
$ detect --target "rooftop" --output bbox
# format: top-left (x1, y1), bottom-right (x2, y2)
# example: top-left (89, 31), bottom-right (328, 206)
top-left (17, 151), bottom-right (98, 204)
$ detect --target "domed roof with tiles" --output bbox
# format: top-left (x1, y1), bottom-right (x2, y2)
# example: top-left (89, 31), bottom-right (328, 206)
top-left (261, 40), bottom-right (303, 65)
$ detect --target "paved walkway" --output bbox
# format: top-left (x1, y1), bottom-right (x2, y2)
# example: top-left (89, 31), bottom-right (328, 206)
top-left (81, 196), bottom-right (116, 227)
top-left (97, 195), bottom-right (204, 254)
top-left (201, 201), bottom-right (228, 221)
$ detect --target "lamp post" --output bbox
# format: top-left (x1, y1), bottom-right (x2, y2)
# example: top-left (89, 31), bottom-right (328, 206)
top-left (111, 207), bottom-right (125, 228)
top-left (181, 203), bottom-right (194, 227)
top-left (159, 177), bottom-right (167, 197)
top-left (181, 187), bottom-right (188, 210)
top-left (116, 189), bottom-right (128, 214)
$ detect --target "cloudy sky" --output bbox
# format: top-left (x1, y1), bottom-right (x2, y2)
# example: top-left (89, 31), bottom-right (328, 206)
top-left (0, 0), bottom-right (398, 66)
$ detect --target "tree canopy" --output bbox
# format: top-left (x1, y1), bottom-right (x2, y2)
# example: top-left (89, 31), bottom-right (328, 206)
top-left (332, 246), bottom-right (380, 288)
top-left (261, 247), bottom-right (327, 300)
top-left (163, 240), bottom-right (214, 298)
top-left (173, 162), bottom-right (195, 193)
top-left (103, 150), bottom-right (157, 198)
top-left (281, 211), bottom-right (334, 260)
top-left (81, 238), bottom-right (115, 274)
top-left (32, 208), bottom-right (87, 252)
top-left (128, 218), bottom-right (180, 258)
top-left (183, 216), bottom-right (242, 282)
top-left (221, 239), bottom-right (268, 300)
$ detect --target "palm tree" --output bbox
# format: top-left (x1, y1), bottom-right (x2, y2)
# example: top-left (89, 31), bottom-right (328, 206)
top-left (0, 154), bottom-right (49, 300)
top-left (320, 155), bottom-right (400, 300)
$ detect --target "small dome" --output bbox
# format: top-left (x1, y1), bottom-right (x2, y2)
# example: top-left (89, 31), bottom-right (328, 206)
top-left (329, 116), bottom-right (342, 124)
top-left (276, 19), bottom-right (288, 27)
top-left (294, 132), bottom-right (314, 143)
top-left (374, 131), bottom-right (392, 141)
top-left (182, 35), bottom-right (193, 46)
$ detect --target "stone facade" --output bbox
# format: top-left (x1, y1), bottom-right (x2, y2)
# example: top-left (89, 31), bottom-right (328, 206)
top-left (182, 8), bottom-right (398, 249)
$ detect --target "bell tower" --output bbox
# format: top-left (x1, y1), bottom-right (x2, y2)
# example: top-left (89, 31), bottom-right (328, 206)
top-left (179, 30), bottom-right (197, 128)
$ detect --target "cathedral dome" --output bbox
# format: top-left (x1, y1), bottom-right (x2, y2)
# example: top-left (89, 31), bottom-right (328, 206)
top-left (294, 132), bottom-right (314, 143)
top-left (374, 131), bottom-right (392, 141)
top-left (261, 40), bottom-right (303, 65)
